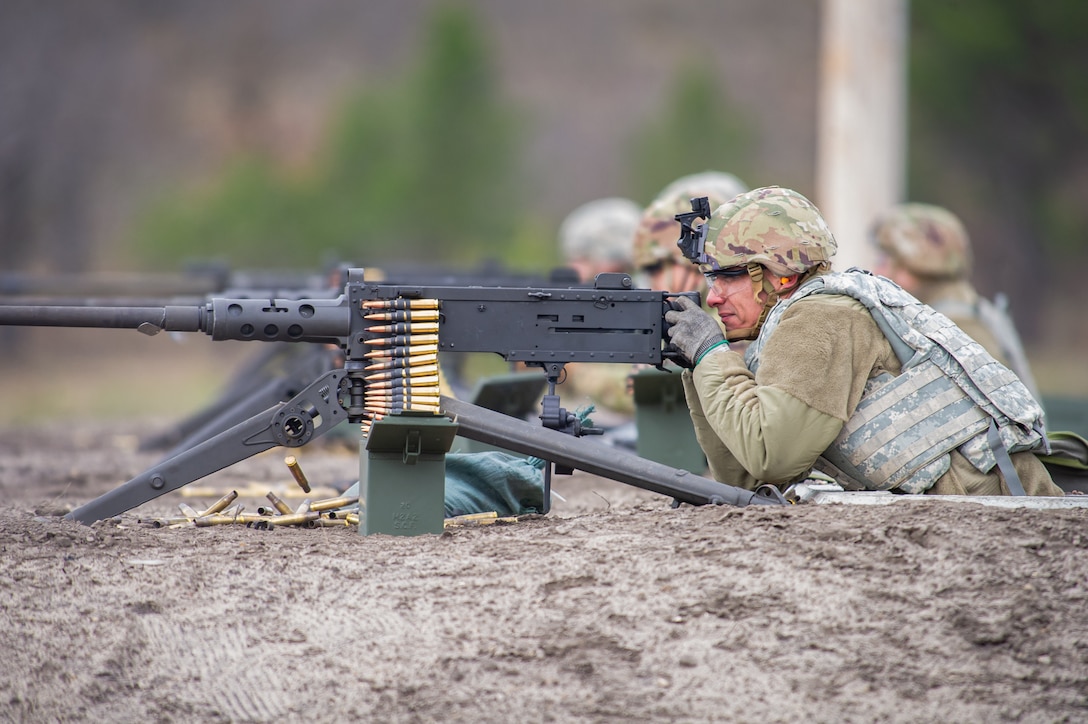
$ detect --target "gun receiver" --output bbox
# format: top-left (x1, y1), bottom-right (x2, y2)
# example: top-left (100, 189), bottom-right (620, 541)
top-left (0, 267), bottom-right (783, 521)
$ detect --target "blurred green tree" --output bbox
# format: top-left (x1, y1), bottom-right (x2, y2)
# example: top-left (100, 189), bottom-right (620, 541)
top-left (909, 1), bottom-right (1088, 318)
top-left (130, 5), bottom-right (527, 270)
top-left (621, 64), bottom-right (755, 203)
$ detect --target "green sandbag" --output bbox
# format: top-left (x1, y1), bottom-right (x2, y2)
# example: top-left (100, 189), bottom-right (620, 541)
top-left (1039, 430), bottom-right (1088, 471)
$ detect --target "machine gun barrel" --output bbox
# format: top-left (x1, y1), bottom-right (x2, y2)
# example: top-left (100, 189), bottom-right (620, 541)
top-left (0, 305), bottom-right (204, 332)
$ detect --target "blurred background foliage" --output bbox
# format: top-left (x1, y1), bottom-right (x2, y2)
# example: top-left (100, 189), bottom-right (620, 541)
top-left (132, 6), bottom-right (531, 270)
top-left (129, 5), bottom-right (760, 273)
top-left (621, 64), bottom-right (756, 203)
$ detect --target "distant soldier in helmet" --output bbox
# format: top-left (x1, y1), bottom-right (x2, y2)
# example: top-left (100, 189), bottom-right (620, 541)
top-left (558, 197), bottom-right (641, 283)
top-left (870, 203), bottom-right (1042, 404)
top-left (633, 171), bottom-right (747, 295)
top-left (664, 186), bottom-right (1061, 496)
top-left (555, 197), bottom-right (642, 416)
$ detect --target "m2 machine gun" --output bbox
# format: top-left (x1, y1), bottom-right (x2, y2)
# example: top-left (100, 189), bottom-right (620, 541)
top-left (0, 268), bottom-right (785, 523)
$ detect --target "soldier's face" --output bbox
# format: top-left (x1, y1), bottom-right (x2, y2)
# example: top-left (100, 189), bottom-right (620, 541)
top-left (705, 267), bottom-right (795, 334)
top-left (704, 268), bottom-right (764, 333)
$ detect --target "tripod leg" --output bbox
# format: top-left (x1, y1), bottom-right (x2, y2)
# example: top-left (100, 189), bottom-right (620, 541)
top-left (67, 370), bottom-right (350, 524)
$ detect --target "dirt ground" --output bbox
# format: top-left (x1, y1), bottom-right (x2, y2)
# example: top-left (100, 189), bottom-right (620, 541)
top-left (0, 413), bottom-right (1086, 724)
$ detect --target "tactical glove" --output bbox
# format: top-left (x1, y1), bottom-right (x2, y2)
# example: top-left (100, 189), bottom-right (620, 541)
top-left (664, 295), bottom-right (728, 367)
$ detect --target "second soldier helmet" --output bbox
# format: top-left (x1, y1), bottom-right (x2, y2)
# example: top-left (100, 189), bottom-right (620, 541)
top-left (870, 203), bottom-right (971, 279)
top-left (632, 171), bottom-right (748, 270)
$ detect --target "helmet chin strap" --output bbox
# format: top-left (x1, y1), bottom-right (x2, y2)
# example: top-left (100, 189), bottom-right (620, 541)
top-left (724, 263), bottom-right (785, 342)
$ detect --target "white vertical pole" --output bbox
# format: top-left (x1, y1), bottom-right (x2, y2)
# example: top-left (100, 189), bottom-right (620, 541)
top-left (816, 0), bottom-right (909, 271)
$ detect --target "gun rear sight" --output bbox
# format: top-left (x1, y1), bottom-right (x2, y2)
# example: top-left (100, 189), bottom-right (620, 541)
top-left (675, 196), bottom-right (712, 265)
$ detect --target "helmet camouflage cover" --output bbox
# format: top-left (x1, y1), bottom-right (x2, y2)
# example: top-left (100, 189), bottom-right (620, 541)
top-left (558, 197), bottom-right (642, 264)
top-left (700, 186), bottom-right (837, 276)
top-left (632, 171), bottom-right (747, 269)
top-left (870, 203), bottom-right (971, 279)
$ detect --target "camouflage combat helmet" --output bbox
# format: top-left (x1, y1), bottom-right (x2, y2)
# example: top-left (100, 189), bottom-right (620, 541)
top-left (558, 197), bottom-right (641, 265)
top-left (632, 171), bottom-right (747, 270)
top-left (699, 186), bottom-right (837, 276)
top-left (870, 203), bottom-right (971, 279)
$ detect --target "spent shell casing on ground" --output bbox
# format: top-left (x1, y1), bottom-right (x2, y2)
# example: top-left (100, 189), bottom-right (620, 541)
top-left (265, 491), bottom-right (293, 516)
top-left (313, 518), bottom-right (351, 527)
top-left (267, 511), bottom-right (320, 528)
top-left (446, 511), bottom-right (499, 523)
top-left (366, 322), bottom-right (440, 335)
top-left (365, 333), bottom-right (440, 348)
top-left (309, 495), bottom-right (360, 513)
top-left (146, 517), bottom-right (194, 528)
top-left (363, 352), bottom-right (439, 371)
top-left (193, 514), bottom-right (239, 527)
top-left (197, 490), bottom-right (239, 517)
top-left (294, 498), bottom-right (312, 514)
top-left (345, 513), bottom-right (360, 526)
top-left (323, 507), bottom-right (360, 519)
top-left (284, 455), bottom-right (311, 493)
top-left (177, 502), bottom-right (201, 519)
top-left (363, 344), bottom-right (438, 359)
top-left (363, 309), bottom-right (440, 322)
top-left (219, 504), bottom-right (244, 518)
top-left (361, 298), bottom-right (440, 311)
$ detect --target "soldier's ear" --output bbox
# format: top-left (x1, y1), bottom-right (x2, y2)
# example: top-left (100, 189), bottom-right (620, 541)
top-left (778, 275), bottom-right (799, 289)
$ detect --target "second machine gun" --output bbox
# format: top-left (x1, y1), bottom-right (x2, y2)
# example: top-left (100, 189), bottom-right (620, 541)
top-left (0, 268), bottom-right (786, 522)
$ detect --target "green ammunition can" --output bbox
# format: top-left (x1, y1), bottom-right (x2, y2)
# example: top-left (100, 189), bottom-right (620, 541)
top-left (359, 411), bottom-right (458, 536)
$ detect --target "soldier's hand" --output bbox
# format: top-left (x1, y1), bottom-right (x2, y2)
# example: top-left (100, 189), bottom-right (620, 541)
top-left (664, 296), bottom-right (728, 367)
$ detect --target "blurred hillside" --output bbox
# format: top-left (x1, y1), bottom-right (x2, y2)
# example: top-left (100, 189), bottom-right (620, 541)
top-left (1, 0), bottom-right (1086, 401)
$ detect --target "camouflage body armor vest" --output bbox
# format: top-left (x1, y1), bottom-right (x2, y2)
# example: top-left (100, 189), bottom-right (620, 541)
top-left (929, 293), bottom-right (1043, 406)
top-left (744, 270), bottom-right (1048, 493)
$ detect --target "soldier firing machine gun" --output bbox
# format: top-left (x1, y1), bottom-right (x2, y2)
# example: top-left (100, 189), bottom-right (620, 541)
top-left (0, 268), bottom-right (786, 523)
